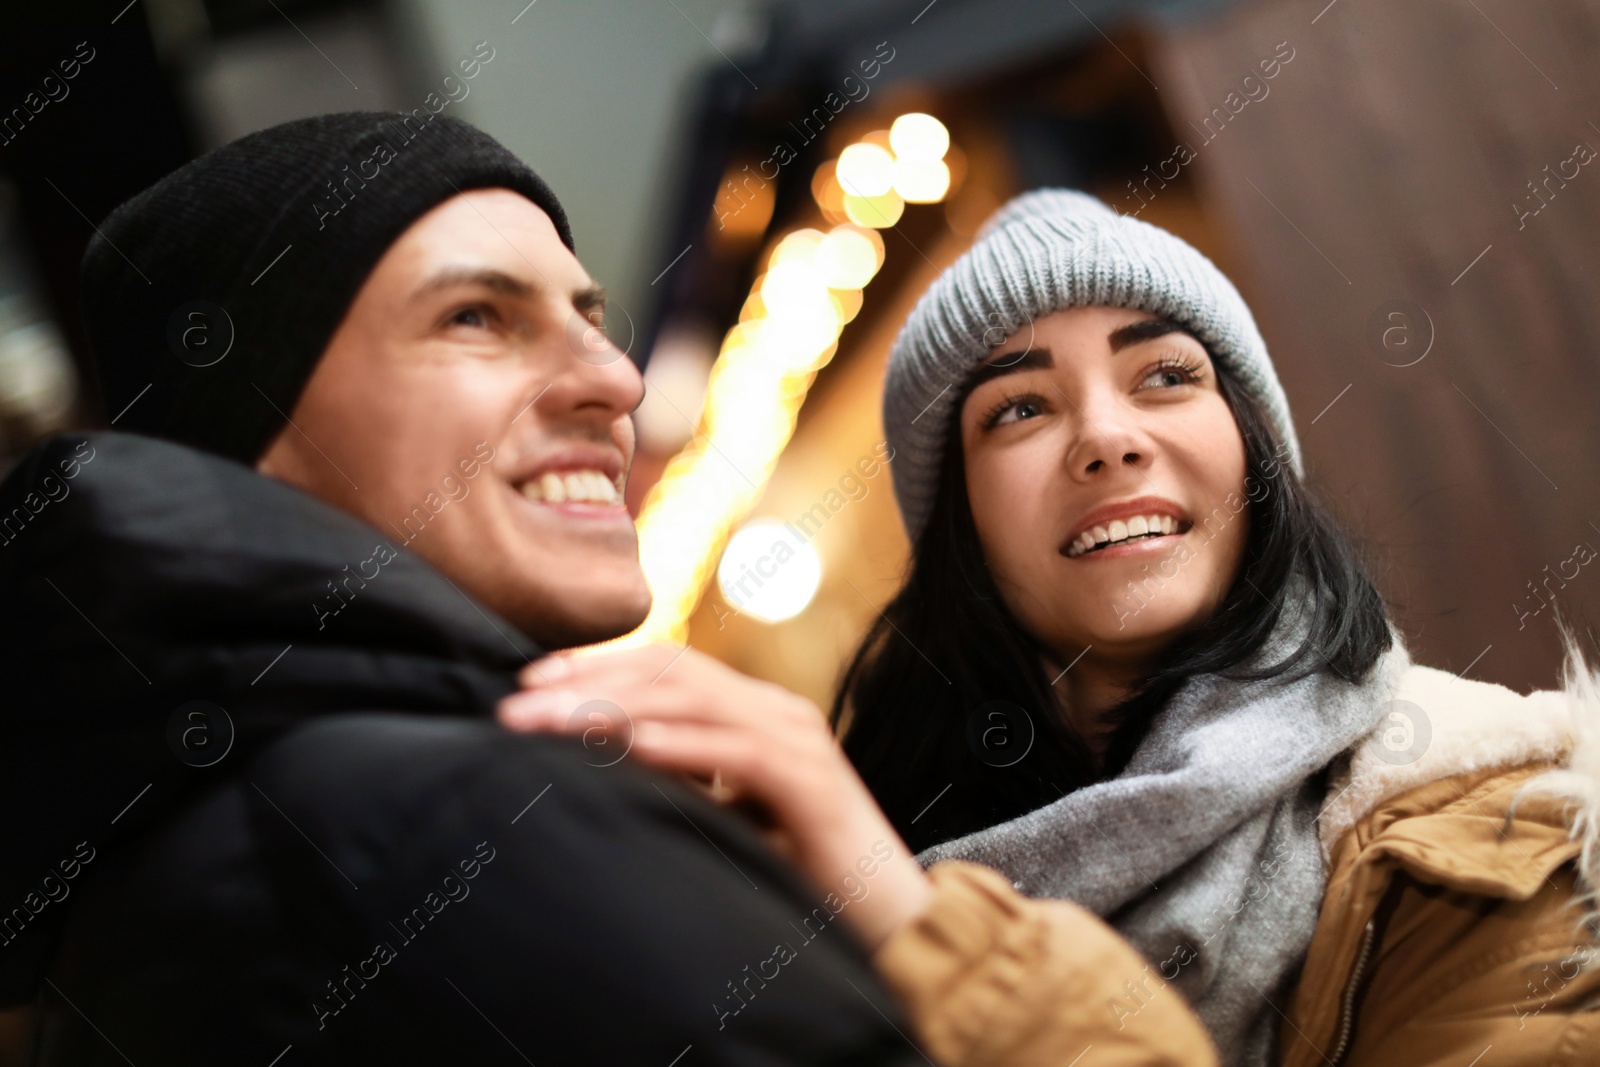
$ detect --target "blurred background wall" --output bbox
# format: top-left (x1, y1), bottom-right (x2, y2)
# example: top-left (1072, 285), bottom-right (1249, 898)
top-left (3, 1), bottom-right (1599, 893)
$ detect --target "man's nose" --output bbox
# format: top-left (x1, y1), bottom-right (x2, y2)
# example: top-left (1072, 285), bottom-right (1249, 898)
top-left (556, 310), bottom-right (645, 414)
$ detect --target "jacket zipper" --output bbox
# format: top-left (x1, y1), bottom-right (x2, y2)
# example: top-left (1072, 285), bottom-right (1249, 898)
top-left (1327, 918), bottom-right (1377, 1067)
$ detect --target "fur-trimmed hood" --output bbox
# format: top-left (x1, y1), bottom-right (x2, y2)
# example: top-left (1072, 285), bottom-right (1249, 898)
top-left (1320, 623), bottom-right (1600, 925)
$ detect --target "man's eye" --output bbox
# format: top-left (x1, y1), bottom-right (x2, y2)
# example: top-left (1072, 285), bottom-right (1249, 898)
top-left (448, 305), bottom-right (494, 329)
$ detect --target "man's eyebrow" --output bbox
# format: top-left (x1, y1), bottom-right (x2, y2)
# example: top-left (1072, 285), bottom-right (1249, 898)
top-left (573, 284), bottom-right (606, 314)
top-left (1108, 317), bottom-right (1200, 352)
top-left (412, 267), bottom-right (538, 301)
top-left (965, 347), bottom-right (1054, 391)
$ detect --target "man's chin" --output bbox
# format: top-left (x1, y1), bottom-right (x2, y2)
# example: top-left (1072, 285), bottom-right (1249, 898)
top-left (518, 589), bottom-right (653, 652)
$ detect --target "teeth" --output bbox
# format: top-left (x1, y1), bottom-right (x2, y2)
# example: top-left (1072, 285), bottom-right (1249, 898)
top-left (522, 469), bottom-right (621, 505)
top-left (1066, 514), bottom-right (1183, 558)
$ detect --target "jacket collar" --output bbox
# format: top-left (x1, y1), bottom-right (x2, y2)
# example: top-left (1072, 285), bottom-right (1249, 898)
top-left (1319, 660), bottom-right (1578, 857)
top-left (0, 431), bottom-right (540, 1002)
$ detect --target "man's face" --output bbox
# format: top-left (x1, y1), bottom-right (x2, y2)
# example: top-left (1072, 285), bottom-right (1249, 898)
top-left (256, 188), bottom-right (651, 649)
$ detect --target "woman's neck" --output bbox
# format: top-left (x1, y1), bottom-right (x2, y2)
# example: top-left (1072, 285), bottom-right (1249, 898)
top-left (1053, 649), bottom-right (1149, 769)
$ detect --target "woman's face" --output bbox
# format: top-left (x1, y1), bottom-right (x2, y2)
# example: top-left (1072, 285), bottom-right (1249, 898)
top-left (958, 305), bottom-right (1251, 672)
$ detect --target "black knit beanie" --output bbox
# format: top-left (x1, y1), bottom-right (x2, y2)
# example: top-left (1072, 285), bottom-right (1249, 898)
top-left (81, 111), bottom-right (575, 463)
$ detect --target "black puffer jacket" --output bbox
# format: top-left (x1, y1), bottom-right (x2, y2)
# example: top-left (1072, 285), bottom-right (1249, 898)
top-left (0, 432), bottom-right (921, 1066)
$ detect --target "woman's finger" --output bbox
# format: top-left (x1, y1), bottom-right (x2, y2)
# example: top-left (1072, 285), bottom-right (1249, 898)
top-left (520, 644), bottom-right (690, 690)
top-left (630, 720), bottom-right (765, 779)
top-left (501, 675), bottom-right (809, 741)
top-left (497, 687), bottom-right (582, 728)
top-left (513, 647), bottom-right (827, 742)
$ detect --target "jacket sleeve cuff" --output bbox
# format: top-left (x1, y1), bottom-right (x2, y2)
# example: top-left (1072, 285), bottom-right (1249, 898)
top-left (871, 859), bottom-right (1218, 1067)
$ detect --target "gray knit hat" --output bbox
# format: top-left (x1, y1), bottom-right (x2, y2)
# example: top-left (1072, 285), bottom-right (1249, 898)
top-left (882, 188), bottom-right (1302, 543)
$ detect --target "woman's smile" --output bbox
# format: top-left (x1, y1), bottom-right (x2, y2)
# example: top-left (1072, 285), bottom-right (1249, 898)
top-left (1061, 495), bottom-right (1195, 558)
top-left (1063, 521), bottom-right (1189, 561)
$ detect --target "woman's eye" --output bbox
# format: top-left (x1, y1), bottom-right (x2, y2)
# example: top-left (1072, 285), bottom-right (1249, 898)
top-left (989, 396), bottom-right (1044, 427)
top-left (1139, 357), bottom-right (1205, 390)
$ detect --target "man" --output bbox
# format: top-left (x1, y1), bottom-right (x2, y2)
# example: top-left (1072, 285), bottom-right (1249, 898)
top-left (0, 112), bottom-right (923, 1066)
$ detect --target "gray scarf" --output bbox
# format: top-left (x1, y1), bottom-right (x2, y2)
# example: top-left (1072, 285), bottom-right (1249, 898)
top-left (917, 579), bottom-right (1412, 1065)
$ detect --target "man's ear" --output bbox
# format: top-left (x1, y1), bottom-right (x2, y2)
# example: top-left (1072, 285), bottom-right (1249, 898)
top-left (254, 422), bottom-right (303, 480)
top-left (254, 426), bottom-right (289, 475)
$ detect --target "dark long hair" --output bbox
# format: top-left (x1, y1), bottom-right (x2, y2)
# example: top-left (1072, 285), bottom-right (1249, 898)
top-left (831, 350), bottom-right (1394, 854)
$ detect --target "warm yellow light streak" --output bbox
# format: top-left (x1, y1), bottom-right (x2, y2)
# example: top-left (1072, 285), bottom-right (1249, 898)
top-left (612, 120), bottom-right (954, 646)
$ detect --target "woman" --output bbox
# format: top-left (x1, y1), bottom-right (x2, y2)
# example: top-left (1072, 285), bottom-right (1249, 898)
top-left (500, 190), bottom-right (1600, 1066)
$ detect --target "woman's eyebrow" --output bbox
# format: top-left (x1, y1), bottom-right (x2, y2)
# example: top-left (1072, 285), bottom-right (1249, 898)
top-left (966, 347), bottom-right (1054, 391)
top-left (1108, 317), bottom-right (1198, 352)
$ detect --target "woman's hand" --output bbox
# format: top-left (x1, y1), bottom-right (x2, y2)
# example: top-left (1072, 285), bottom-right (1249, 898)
top-left (497, 644), bottom-right (933, 951)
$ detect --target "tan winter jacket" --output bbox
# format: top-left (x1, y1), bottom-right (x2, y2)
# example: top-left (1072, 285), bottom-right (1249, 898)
top-left (871, 657), bottom-right (1600, 1066)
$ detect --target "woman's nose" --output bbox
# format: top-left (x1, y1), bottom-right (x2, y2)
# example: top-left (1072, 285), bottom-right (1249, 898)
top-left (1066, 398), bottom-right (1152, 478)
top-left (1084, 449), bottom-right (1143, 474)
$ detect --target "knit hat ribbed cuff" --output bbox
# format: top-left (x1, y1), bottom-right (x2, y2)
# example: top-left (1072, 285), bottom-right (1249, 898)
top-left (82, 111), bottom-right (574, 464)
